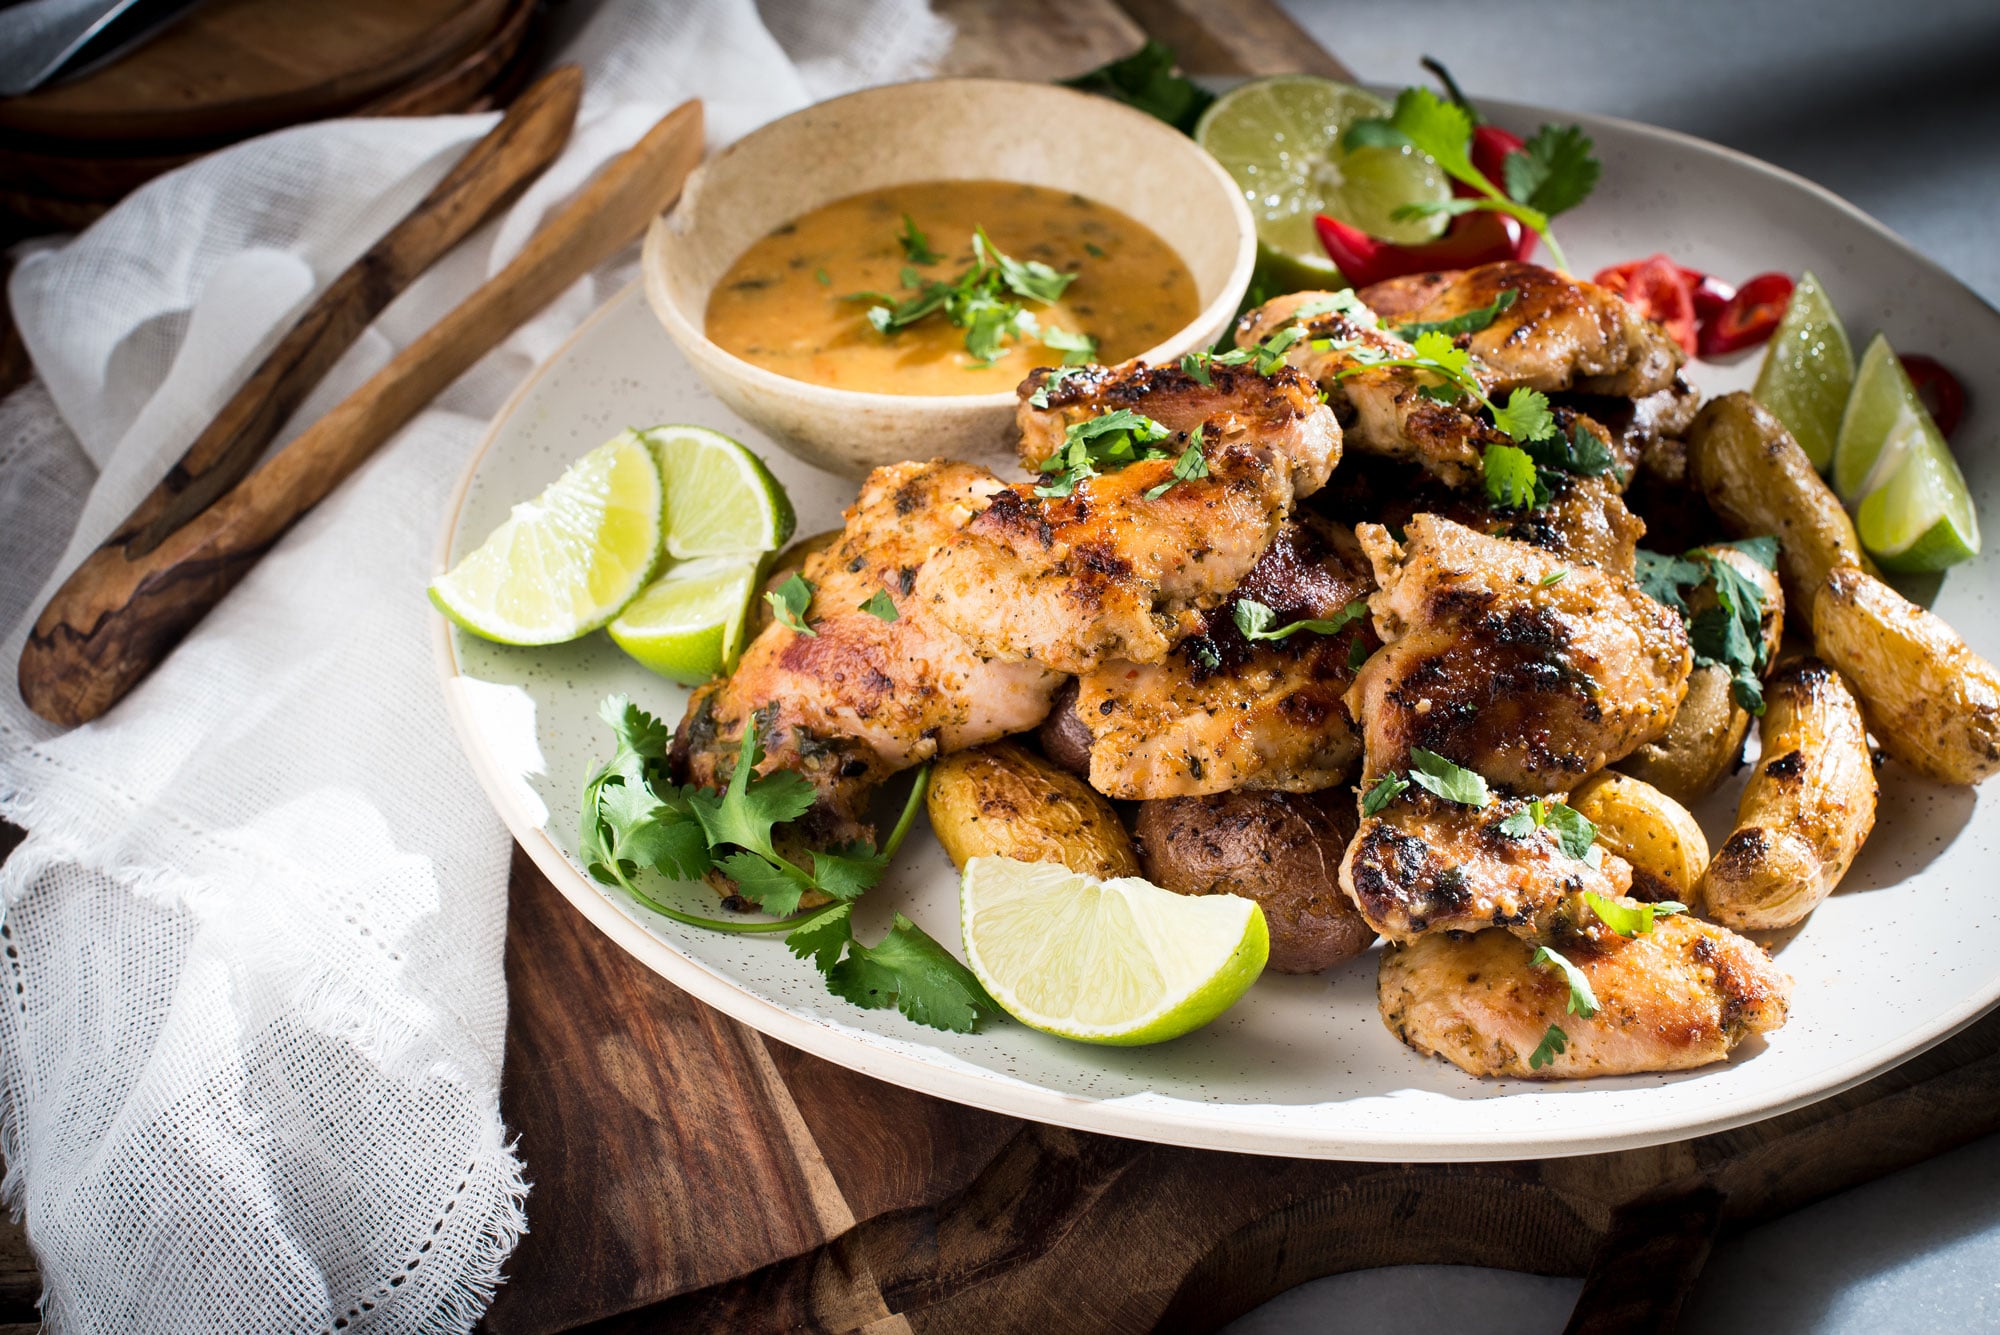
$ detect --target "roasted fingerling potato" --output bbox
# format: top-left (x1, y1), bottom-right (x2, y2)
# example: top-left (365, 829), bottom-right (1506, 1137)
top-left (1618, 664), bottom-right (1751, 805)
top-left (1567, 772), bottom-right (1710, 907)
top-left (1688, 392), bottom-right (1870, 621)
top-left (1812, 566), bottom-right (2000, 786)
top-left (1133, 789), bottom-right (1374, 973)
top-left (1701, 658), bottom-right (1877, 930)
top-left (926, 741), bottom-right (1141, 879)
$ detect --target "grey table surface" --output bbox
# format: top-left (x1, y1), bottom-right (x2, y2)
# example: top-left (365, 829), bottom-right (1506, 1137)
top-left (1229, 2), bottom-right (2000, 1332)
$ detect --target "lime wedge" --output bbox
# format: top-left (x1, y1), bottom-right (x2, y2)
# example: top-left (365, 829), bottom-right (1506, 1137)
top-left (1194, 75), bottom-right (1451, 281)
top-left (641, 424), bottom-right (795, 559)
top-left (1839, 334), bottom-right (1980, 572)
top-left (1753, 271), bottom-right (1853, 472)
top-left (959, 856), bottom-right (1268, 1045)
top-left (430, 432), bottom-right (662, 645)
top-left (609, 555), bottom-right (763, 685)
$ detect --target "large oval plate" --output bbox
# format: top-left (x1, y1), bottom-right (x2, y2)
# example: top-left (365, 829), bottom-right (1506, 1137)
top-left (435, 100), bottom-right (2000, 1161)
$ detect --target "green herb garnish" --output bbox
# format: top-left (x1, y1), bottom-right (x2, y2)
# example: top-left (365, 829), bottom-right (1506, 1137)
top-left (1035, 407), bottom-right (1174, 498)
top-left (1362, 772), bottom-right (1410, 815)
top-left (1406, 747), bottom-right (1492, 807)
top-left (1584, 891), bottom-right (1687, 939)
top-left (766, 573), bottom-right (816, 637)
top-left (1232, 596), bottom-right (1370, 643)
top-left (1061, 40), bottom-right (1215, 133)
top-left (1531, 944), bottom-right (1600, 1018)
top-left (859, 589), bottom-right (899, 622)
top-left (1528, 1023), bottom-right (1569, 1070)
top-left (1145, 425), bottom-right (1210, 500)
top-left (898, 214), bottom-right (942, 265)
top-left (1393, 287), bottom-right (1518, 342)
top-left (1635, 539), bottom-right (1779, 713)
top-left (849, 225), bottom-right (1087, 369)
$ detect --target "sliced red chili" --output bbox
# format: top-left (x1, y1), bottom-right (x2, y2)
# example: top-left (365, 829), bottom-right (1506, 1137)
top-left (1593, 254), bottom-right (1698, 357)
top-left (1900, 354), bottom-right (1967, 439)
top-left (1698, 272), bottom-right (1794, 358)
top-left (1315, 210), bottom-right (1526, 288)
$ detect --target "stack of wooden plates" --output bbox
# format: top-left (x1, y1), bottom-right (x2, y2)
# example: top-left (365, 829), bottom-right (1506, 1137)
top-left (0, 0), bottom-right (540, 231)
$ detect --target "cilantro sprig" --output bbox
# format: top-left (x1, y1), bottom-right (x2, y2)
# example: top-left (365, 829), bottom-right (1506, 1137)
top-left (766, 573), bottom-right (816, 637)
top-left (1635, 537), bottom-right (1779, 713)
top-left (1495, 796), bottom-right (1600, 863)
top-left (1528, 1023), bottom-right (1568, 1070)
top-left (580, 698), bottom-right (993, 1032)
top-left (1233, 596), bottom-right (1369, 643)
top-left (1393, 288), bottom-right (1518, 342)
top-left (1343, 87), bottom-right (1597, 270)
top-left (1145, 426), bottom-right (1209, 500)
top-left (1584, 890), bottom-right (1686, 939)
top-left (1531, 944), bottom-right (1599, 1018)
top-left (847, 225), bottom-right (1095, 368)
top-left (1035, 407), bottom-right (1174, 498)
top-left (1363, 748), bottom-right (1491, 815)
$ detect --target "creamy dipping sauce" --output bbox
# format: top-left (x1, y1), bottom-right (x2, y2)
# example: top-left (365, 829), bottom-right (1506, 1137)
top-left (705, 180), bottom-right (1201, 396)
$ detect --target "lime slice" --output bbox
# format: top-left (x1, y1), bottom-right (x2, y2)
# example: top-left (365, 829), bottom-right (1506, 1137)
top-left (641, 424), bottom-right (795, 559)
top-left (430, 432), bottom-right (662, 645)
top-left (1194, 75), bottom-right (1451, 280)
top-left (1754, 271), bottom-right (1853, 471)
top-left (608, 555), bottom-right (763, 685)
top-left (959, 856), bottom-right (1268, 1046)
top-left (1840, 335), bottom-right (1980, 571)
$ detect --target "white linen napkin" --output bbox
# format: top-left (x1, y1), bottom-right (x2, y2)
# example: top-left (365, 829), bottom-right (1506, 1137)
top-left (0, 1), bottom-right (951, 1330)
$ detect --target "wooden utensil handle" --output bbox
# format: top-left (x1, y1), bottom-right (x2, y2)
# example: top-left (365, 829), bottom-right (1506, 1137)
top-left (18, 99), bottom-right (706, 727)
top-left (116, 64), bottom-right (583, 558)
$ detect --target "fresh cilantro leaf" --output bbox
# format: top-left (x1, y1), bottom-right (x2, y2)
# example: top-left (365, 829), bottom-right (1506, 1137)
top-left (1292, 291), bottom-right (1377, 325)
top-left (859, 588), bottom-right (900, 622)
top-left (1028, 365), bottom-right (1089, 408)
top-left (1496, 804), bottom-right (1540, 839)
top-left (718, 849), bottom-right (814, 916)
top-left (1531, 944), bottom-right (1600, 1018)
top-left (977, 228), bottom-right (1075, 304)
top-left (1060, 39), bottom-right (1215, 133)
top-left (1726, 535), bottom-right (1781, 570)
top-left (1523, 420), bottom-right (1616, 478)
top-left (1640, 543), bottom-right (1775, 714)
top-left (1540, 570), bottom-right (1569, 587)
top-left (600, 694), bottom-right (669, 762)
top-left (1482, 443), bottom-right (1543, 511)
top-left (1084, 241), bottom-right (1107, 258)
top-left (1542, 801), bottom-right (1597, 861)
top-left (1528, 1023), bottom-right (1568, 1070)
top-left (1633, 550), bottom-right (1707, 615)
top-left (1490, 386), bottom-right (1555, 444)
top-left (1584, 891), bottom-right (1688, 939)
top-left (1362, 773), bottom-right (1409, 815)
top-left (1393, 287), bottom-right (1517, 341)
top-left (1180, 351), bottom-right (1213, 386)
top-left (785, 902), bottom-right (853, 971)
top-left (814, 267), bottom-right (831, 287)
top-left (1041, 325), bottom-right (1098, 366)
top-left (689, 729), bottom-right (816, 864)
top-left (1189, 637), bottom-right (1221, 671)
top-left (1347, 636), bottom-right (1371, 672)
top-left (1407, 748), bottom-right (1492, 807)
top-left (766, 572), bottom-right (817, 637)
top-left (1146, 427), bottom-right (1210, 500)
top-left (1233, 596), bottom-right (1370, 643)
top-left (898, 214), bottom-right (942, 265)
top-left (809, 840), bottom-right (890, 903)
top-left (825, 913), bottom-right (999, 1032)
top-left (1505, 124), bottom-right (1600, 218)
top-left (1036, 407), bottom-right (1173, 497)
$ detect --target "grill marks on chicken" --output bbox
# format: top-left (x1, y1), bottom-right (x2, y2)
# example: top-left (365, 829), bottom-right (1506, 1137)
top-left (1070, 516), bottom-right (1373, 799)
top-left (1357, 261), bottom-right (1684, 399)
top-left (675, 460), bottom-right (1061, 830)
top-left (916, 361), bottom-right (1341, 675)
top-left (1369, 472), bottom-right (1647, 578)
top-left (1379, 915), bottom-right (1792, 1079)
top-left (1350, 515), bottom-right (1690, 793)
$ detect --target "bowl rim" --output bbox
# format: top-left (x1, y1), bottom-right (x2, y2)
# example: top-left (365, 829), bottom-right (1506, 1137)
top-left (641, 75), bottom-right (1258, 412)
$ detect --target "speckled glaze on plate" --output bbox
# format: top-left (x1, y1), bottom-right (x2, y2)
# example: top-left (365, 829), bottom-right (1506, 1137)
top-left (435, 100), bottom-right (2000, 1161)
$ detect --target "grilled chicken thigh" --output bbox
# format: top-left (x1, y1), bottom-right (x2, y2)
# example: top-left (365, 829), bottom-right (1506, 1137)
top-left (1356, 261), bottom-right (1684, 399)
top-left (1349, 515), bottom-right (1690, 793)
top-left (1367, 472), bottom-right (1647, 578)
top-left (676, 460), bottom-right (1061, 833)
top-left (1237, 293), bottom-right (1503, 486)
top-left (1341, 790), bottom-right (1633, 941)
top-left (1379, 914), bottom-right (1792, 1078)
top-left (916, 361), bottom-right (1340, 674)
top-left (1067, 516), bottom-right (1374, 798)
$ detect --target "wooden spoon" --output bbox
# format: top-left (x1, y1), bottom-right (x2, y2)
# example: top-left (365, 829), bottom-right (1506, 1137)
top-left (18, 98), bottom-right (706, 727)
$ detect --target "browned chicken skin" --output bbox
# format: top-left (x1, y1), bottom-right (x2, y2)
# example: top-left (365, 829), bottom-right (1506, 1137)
top-left (675, 460), bottom-right (1062, 833)
top-left (1379, 914), bottom-right (1792, 1079)
top-left (1357, 262), bottom-right (1684, 399)
top-left (916, 360), bottom-right (1340, 674)
top-left (1349, 515), bottom-right (1691, 793)
top-left (1370, 472), bottom-right (1647, 578)
top-left (1068, 515), bottom-right (1374, 798)
top-left (1340, 790), bottom-right (1634, 942)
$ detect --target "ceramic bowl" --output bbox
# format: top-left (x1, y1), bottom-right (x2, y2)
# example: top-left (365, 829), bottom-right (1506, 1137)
top-left (640, 77), bottom-right (1256, 476)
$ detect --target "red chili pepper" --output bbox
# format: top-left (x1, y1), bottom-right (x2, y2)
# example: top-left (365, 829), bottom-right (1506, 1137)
top-left (1690, 273), bottom-right (1735, 321)
top-left (1698, 272), bottom-right (1795, 358)
top-left (1315, 211), bottom-right (1529, 287)
top-left (1593, 255), bottom-right (1698, 357)
top-left (1900, 354), bottom-right (1967, 439)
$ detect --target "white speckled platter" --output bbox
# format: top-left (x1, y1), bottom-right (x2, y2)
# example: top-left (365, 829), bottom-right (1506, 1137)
top-left (434, 100), bottom-right (2000, 1161)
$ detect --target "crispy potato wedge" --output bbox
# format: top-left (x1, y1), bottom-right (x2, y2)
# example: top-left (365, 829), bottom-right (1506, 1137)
top-left (926, 741), bottom-right (1140, 880)
top-left (1813, 567), bottom-right (2000, 785)
top-left (1618, 665), bottom-right (1748, 805)
top-left (1567, 772), bottom-right (1710, 907)
top-left (1688, 392), bottom-right (1870, 621)
top-left (1702, 659), bottom-right (1877, 929)
top-left (1133, 790), bottom-right (1373, 973)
